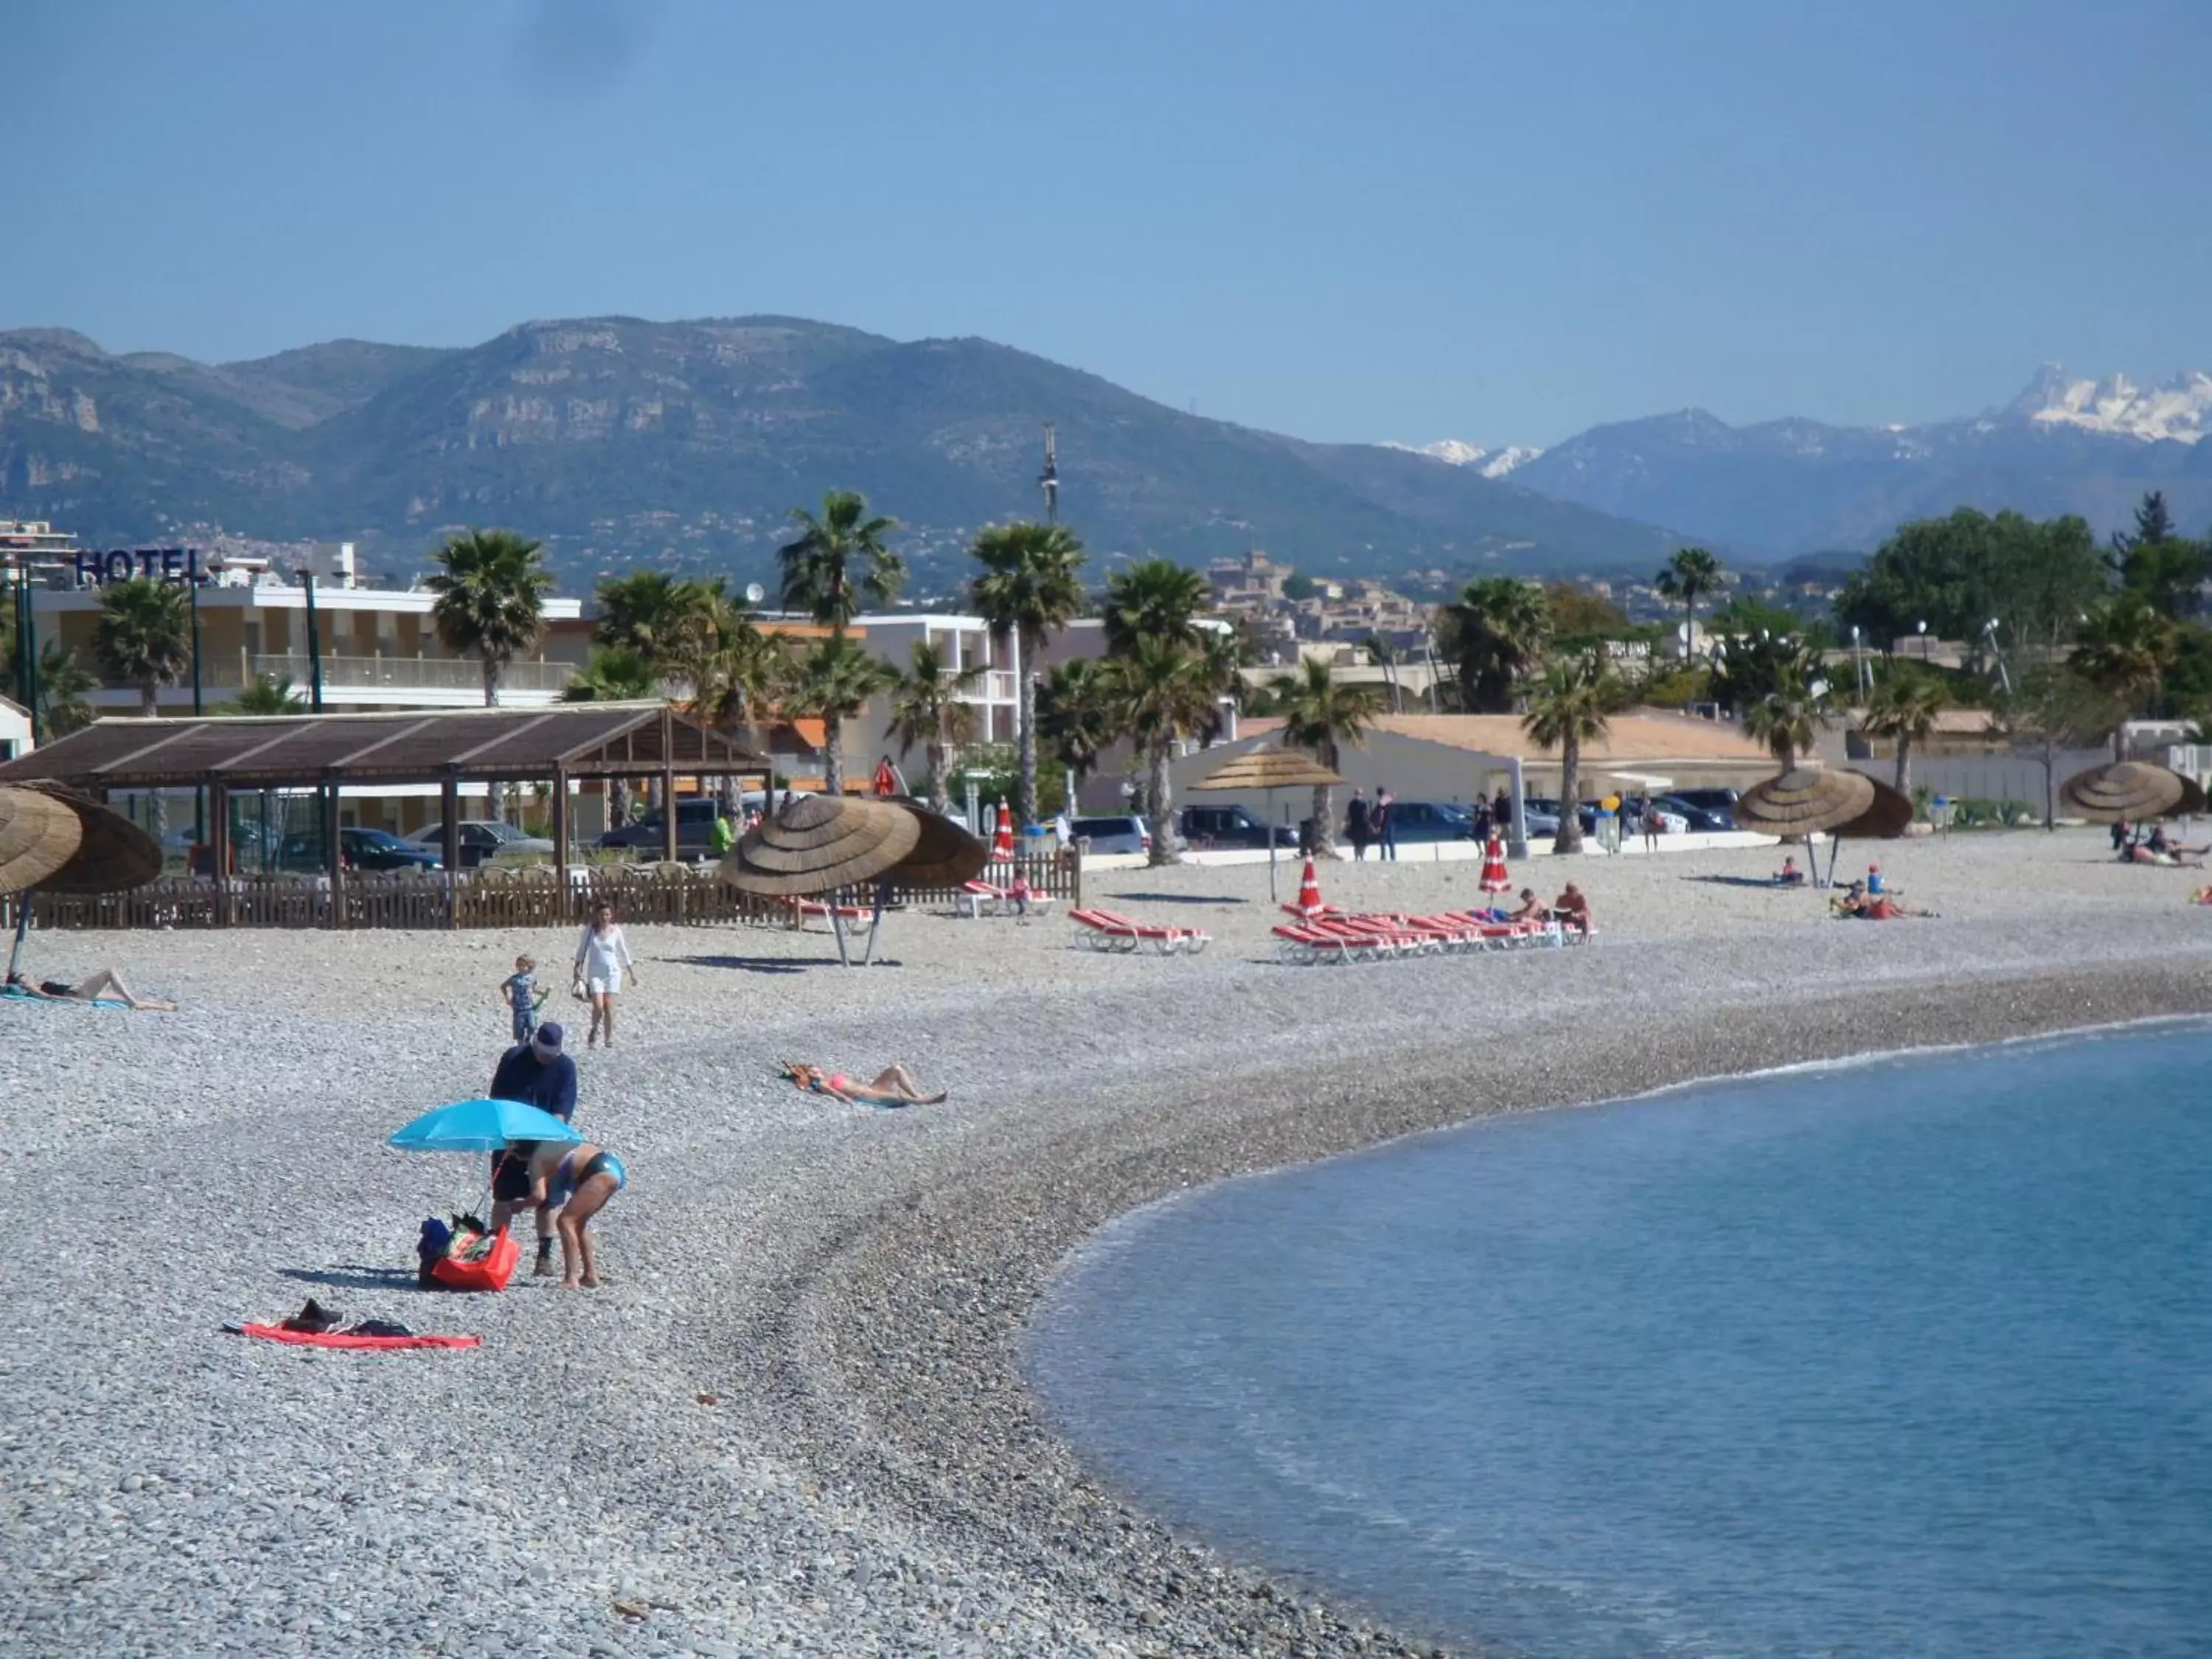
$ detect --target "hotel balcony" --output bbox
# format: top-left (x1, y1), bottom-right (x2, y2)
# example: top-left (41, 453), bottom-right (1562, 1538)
top-left (91, 652), bottom-right (582, 712)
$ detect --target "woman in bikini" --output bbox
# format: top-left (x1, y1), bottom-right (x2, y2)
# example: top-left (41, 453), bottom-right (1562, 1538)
top-left (782, 1063), bottom-right (946, 1106)
top-left (498, 1137), bottom-right (627, 1289)
top-left (4, 968), bottom-right (177, 1010)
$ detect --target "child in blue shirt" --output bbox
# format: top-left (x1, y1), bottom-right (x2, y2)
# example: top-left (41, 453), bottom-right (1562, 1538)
top-left (501, 955), bottom-right (548, 1043)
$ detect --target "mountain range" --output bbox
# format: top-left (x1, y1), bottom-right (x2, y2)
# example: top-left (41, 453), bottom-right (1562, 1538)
top-left (0, 318), bottom-right (1683, 591)
top-left (1405, 366), bottom-right (2212, 559)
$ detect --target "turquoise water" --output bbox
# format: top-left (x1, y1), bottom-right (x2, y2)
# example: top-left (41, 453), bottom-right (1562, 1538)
top-left (1029, 1025), bottom-right (2212, 1658)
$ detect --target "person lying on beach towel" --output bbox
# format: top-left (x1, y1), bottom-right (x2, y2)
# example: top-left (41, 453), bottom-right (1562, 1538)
top-left (782, 1063), bottom-right (947, 1107)
top-left (1833, 882), bottom-right (1935, 919)
top-left (4, 968), bottom-right (177, 1010)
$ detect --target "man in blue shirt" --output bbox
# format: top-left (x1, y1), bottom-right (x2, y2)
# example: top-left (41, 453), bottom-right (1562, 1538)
top-left (489, 1023), bottom-right (580, 1275)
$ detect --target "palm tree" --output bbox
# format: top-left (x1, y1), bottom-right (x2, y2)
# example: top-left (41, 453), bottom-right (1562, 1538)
top-left (782, 634), bottom-right (898, 795)
top-left (1102, 558), bottom-right (1208, 654)
top-left (92, 576), bottom-right (192, 717)
top-left (593, 571), bottom-right (708, 678)
top-left (1739, 663), bottom-right (1832, 773)
top-left (563, 645), bottom-right (658, 702)
top-left (1654, 546), bottom-right (1723, 658)
top-left (1364, 633), bottom-right (1405, 713)
top-left (1520, 657), bottom-right (1630, 854)
top-left (1271, 656), bottom-right (1385, 852)
top-left (668, 593), bottom-right (785, 813)
top-left (226, 672), bottom-right (306, 716)
top-left (2069, 596), bottom-right (2179, 759)
top-left (1436, 577), bottom-right (1550, 712)
top-left (888, 639), bottom-right (985, 813)
top-left (425, 529), bottom-right (554, 708)
top-left (1110, 639), bottom-right (1217, 864)
top-left (32, 641), bottom-right (97, 737)
top-left (1036, 658), bottom-right (1119, 798)
top-left (1862, 667), bottom-right (1948, 797)
top-left (970, 520), bottom-right (1086, 826)
top-left (779, 490), bottom-right (903, 637)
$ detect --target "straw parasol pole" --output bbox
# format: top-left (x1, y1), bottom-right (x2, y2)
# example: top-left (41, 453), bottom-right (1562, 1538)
top-left (1189, 746), bottom-right (1343, 901)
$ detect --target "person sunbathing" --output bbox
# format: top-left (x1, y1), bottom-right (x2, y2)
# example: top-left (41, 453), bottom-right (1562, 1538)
top-left (782, 1062), bottom-right (947, 1106)
top-left (1506, 887), bottom-right (1547, 924)
top-left (4, 968), bottom-right (178, 1010)
top-left (1835, 882), bottom-right (1933, 919)
top-left (1551, 883), bottom-right (1593, 937)
top-left (1775, 856), bottom-right (1806, 886)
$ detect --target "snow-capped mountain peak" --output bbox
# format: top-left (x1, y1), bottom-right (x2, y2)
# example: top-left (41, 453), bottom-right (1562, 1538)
top-left (2003, 364), bottom-right (2212, 444)
top-left (1380, 439), bottom-right (1545, 478)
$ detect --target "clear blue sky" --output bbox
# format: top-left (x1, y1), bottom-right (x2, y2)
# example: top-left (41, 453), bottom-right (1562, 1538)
top-left (5, 0), bottom-right (2208, 446)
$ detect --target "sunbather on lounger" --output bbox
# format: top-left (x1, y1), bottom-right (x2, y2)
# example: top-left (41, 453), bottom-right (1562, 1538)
top-left (782, 1062), bottom-right (947, 1106)
top-left (1551, 883), bottom-right (1593, 938)
top-left (4, 968), bottom-right (177, 1010)
top-left (1506, 888), bottom-right (1547, 924)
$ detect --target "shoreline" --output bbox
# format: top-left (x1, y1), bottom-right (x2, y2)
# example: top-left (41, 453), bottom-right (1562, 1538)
top-left (785, 959), bottom-right (2212, 1657)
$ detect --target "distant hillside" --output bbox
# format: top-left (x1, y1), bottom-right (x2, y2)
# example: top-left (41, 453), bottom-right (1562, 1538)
top-left (0, 316), bottom-right (1684, 590)
top-left (1511, 369), bottom-right (2212, 558)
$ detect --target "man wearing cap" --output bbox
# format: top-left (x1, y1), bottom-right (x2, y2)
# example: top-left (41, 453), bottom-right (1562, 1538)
top-left (489, 1022), bottom-right (580, 1276)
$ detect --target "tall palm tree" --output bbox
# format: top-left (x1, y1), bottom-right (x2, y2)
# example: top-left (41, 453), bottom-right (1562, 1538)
top-left (1520, 657), bottom-right (1630, 854)
top-left (1364, 633), bottom-right (1405, 713)
top-left (92, 575), bottom-right (192, 717)
top-left (970, 520), bottom-right (1087, 826)
top-left (1110, 639), bottom-right (1217, 864)
top-left (1036, 658), bottom-right (1119, 799)
top-left (425, 529), bottom-right (554, 708)
top-left (779, 490), bottom-right (903, 637)
top-left (1102, 559), bottom-right (1208, 654)
top-left (563, 645), bottom-right (658, 702)
top-left (782, 634), bottom-right (898, 795)
top-left (1739, 663), bottom-right (1832, 773)
top-left (32, 640), bottom-right (97, 737)
top-left (1654, 546), bottom-right (1723, 658)
top-left (669, 593), bottom-right (785, 813)
top-left (1862, 667), bottom-right (1948, 796)
top-left (2069, 596), bottom-right (2179, 759)
top-left (888, 639), bottom-right (985, 814)
top-left (1271, 655), bottom-right (1385, 852)
top-left (225, 672), bottom-right (306, 716)
top-left (1436, 577), bottom-right (1550, 713)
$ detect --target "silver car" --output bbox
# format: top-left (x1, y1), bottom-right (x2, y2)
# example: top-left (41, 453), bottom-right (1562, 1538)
top-left (1070, 814), bottom-right (1153, 856)
top-left (407, 819), bottom-right (557, 866)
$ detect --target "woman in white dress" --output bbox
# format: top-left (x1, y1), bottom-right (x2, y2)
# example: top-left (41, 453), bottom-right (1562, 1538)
top-left (571, 900), bottom-right (637, 1048)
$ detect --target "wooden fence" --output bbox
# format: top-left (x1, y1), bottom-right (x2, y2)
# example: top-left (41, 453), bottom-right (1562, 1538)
top-left (4, 849), bottom-right (1081, 933)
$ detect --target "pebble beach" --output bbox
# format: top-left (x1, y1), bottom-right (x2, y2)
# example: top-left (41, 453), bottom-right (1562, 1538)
top-left (4, 828), bottom-right (2209, 1658)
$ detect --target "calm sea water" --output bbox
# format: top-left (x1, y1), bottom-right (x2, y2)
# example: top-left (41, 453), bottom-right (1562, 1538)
top-left (1029, 1024), bottom-right (2212, 1658)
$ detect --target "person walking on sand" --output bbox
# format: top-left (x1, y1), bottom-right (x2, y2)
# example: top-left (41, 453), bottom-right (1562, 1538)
top-left (572, 900), bottom-right (637, 1048)
top-left (1346, 788), bottom-right (1372, 861)
top-left (1641, 793), bottom-right (1661, 853)
top-left (500, 954), bottom-right (546, 1043)
top-left (1374, 788), bottom-right (1399, 861)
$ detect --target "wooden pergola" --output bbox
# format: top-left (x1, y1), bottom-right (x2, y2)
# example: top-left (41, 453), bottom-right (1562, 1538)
top-left (0, 702), bottom-right (765, 922)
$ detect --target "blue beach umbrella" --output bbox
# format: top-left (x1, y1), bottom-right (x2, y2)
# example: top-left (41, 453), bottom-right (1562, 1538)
top-left (389, 1098), bottom-right (581, 1154)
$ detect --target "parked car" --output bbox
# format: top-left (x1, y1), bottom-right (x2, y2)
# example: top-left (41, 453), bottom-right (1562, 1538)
top-left (278, 827), bottom-right (442, 872)
top-left (407, 819), bottom-right (557, 867)
top-left (598, 796), bottom-right (726, 855)
top-left (1178, 804), bottom-right (1295, 849)
top-left (1652, 794), bottom-right (1733, 832)
top-left (1070, 814), bottom-right (1152, 856)
top-left (1525, 796), bottom-right (1599, 837)
top-left (1382, 800), bottom-right (1481, 844)
top-left (1666, 787), bottom-right (1742, 816)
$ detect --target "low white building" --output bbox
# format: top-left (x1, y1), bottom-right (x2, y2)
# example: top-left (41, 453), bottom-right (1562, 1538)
top-left (848, 614), bottom-right (1023, 775)
top-left (0, 694), bottom-right (31, 763)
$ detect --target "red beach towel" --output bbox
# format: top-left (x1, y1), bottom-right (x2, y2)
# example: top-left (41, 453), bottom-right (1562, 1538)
top-left (237, 1324), bottom-right (482, 1351)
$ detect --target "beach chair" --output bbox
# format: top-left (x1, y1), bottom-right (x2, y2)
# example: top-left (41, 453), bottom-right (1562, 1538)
top-left (1071, 907), bottom-right (1208, 955)
top-left (780, 896), bottom-right (879, 935)
top-left (961, 878), bottom-right (1056, 919)
top-left (1271, 922), bottom-right (1374, 964)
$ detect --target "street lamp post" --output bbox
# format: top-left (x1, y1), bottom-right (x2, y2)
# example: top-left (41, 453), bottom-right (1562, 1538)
top-left (191, 573), bottom-right (205, 848)
top-left (1916, 619), bottom-right (1929, 665)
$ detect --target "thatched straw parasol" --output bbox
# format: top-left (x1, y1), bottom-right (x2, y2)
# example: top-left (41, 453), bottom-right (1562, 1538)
top-left (2, 782), bottom-right (165, 983)
top-left (2057, 759), bottom-right (2208, 823)
top-left (1733, 768), bottom-right (1907, 885)
top-left (0, 785), bottom-right (86, 897)
top-left (720, 793), bottom-right (987, 964)
top-left (1191, 746), bottom-right (1341, 900)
